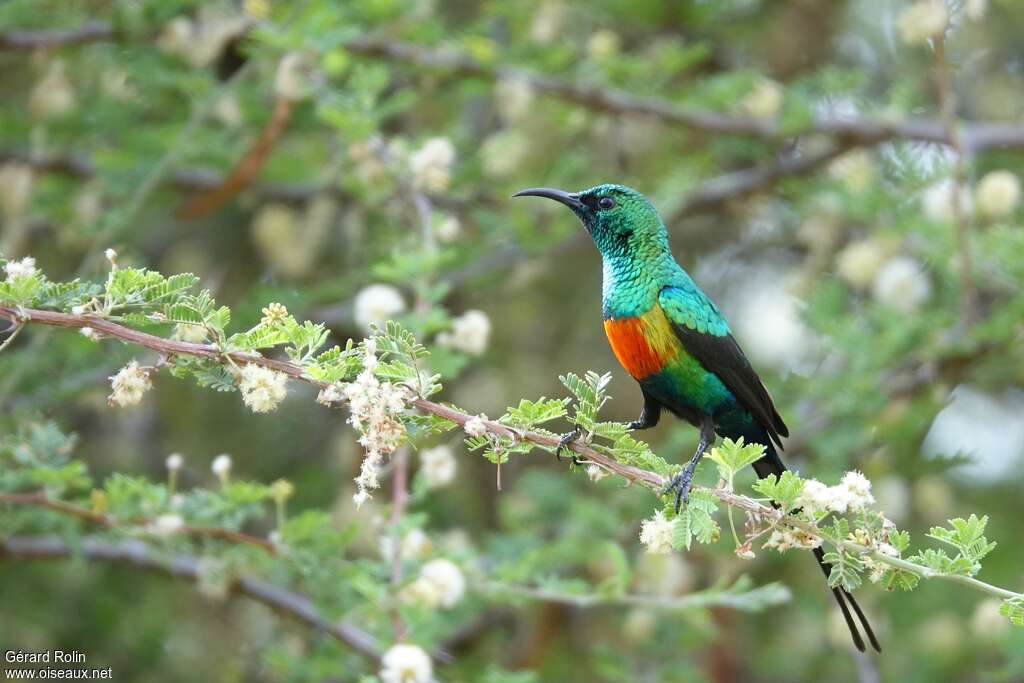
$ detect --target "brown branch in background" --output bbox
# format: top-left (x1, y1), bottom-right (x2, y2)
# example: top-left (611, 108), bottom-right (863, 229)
top-left (932, 34), bottom-right (976, 328)
top-left (176, 96), bottom-right (294, 219)
top-left (0, 535), bottom-right (386, 662)
top-left (3, 23), bottom-right (1024, 152)
top-left (0, 490), bottom-right (277, 553)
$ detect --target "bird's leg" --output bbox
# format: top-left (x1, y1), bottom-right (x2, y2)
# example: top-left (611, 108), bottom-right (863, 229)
top-left (664, 415), bottom-right (716, 513)
top-left (627, 391), bottom-right (661, 431)
top-left (554, 426), bottom-right (584, 465)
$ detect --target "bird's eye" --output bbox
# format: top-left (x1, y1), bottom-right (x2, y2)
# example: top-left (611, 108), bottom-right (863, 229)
top-left (598, 197), bottom-right (616, 210)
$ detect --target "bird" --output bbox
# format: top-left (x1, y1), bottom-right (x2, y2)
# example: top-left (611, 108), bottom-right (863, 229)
top-left (514, 183), bottom-right (880, 653)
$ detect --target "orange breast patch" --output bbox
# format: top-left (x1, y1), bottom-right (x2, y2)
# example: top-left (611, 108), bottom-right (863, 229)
top-left (603, 316), bottom-right (666, 379)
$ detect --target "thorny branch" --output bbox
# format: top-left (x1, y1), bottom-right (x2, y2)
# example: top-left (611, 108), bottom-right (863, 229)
top-left (2, 305), bottom-right (1022, 605)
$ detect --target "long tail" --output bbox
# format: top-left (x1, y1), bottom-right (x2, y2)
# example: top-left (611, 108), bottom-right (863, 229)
top-left (743, 427), bottom-right (881, 653)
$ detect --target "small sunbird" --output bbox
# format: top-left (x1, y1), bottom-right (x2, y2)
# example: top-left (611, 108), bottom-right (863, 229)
top-left (515, 183), bottom-right (880, 653)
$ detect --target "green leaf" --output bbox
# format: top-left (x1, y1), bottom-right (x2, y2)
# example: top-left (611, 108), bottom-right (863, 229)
top-left (1000, 598), bottom-right (1024, 627)
top-left (752, 470), bottom-right (804, 512)
top-left (502, 397), bottom-right (569, 429)
top-left (706, 437), bottom-right (764, 479)
top-left (673, 492), bottom-right (719, 551)
top-left (822, 549), bottom-right (863, 592)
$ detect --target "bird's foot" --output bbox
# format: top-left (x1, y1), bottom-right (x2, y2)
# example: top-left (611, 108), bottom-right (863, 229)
top-left (663, 464), bottom-right (697, 513)
top-left (626, 419), bottom-right (643, 430)
top-left (554, 427), bottom-right (584, 465)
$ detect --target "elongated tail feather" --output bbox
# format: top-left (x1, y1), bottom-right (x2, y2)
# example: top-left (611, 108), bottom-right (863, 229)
top-left (737, 425), bottom-right (881, 653)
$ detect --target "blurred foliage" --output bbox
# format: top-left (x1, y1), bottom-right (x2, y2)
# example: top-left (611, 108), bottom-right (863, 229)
top-left (2, 0), bottom-right (1024, 682)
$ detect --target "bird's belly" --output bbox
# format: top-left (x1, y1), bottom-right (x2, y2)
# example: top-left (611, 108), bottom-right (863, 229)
top-left (641, 356), bottom-right (735, 417)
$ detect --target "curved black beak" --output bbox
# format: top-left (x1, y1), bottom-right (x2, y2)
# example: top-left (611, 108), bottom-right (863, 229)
top-left (513, 187), bottom-right (585, 211)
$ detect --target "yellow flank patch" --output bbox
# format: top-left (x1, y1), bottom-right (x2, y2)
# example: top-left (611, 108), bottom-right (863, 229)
top-left (603, 305), bottom-right (680, 379)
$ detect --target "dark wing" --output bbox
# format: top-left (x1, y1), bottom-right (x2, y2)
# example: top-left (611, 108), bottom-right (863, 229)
top-left (658, 286), bottom-right (788, 447)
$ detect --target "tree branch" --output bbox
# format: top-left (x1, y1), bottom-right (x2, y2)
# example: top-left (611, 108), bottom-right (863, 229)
top-left (0, 535), bottom-right (386, 662)
top-left (3, 25), bottom-right (1024, 152)
top-left (2, 305), bottom-right (1021, 605)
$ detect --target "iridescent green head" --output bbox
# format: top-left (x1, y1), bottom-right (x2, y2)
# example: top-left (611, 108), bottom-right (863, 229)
top-left (514, 183), bottom-right (668, 258)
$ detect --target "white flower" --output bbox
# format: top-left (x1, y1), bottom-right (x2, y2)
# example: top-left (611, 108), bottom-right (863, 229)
top-left (796, 479), bottom-right (832, 515)
top-left (380, 644), bottom-right (432, 683)
top-left (108, 360), bottom-right (152, 407)
top-left (380, 528), bottom-right (432, 562)
top-left (150, 514), bottom-right (184, 537)
top-left (433, 214), bottom-right (461, 243)
top-left (439, 310), bottom-right (491, 356)
top-left (740, 78), bottom-right (783, 120)
top-left (104, 248), bottom-right (118, 264)
top-left (829, 150), bottom-right (876, 194)
top-left (4, 256), bottom-right (37, 282)
top-left (836, 239), bottom-right (887, 289)
top-left (419, 445), bottom-right (457, 489)
top-left (79, 327), bottom-right (100, 341)
top-left (464, 415), bottom-right (488, 438)
top-left (898, 1), bottom-right (949, 45)
top-left (530, 0), bottom-right (565, 43)
top-left (411, 558), bottom-right (466, 608)
top-left (923, 179), bottom-right (973, 222)
top-left (316, 382), bottom-right (345, 405)
top-left (344, 342), bottom-right (411, 506)
top-left (354, 284), bottom-right (406, 333)
top-left (166, 453), bottom-right (184, 471)
top-left (29, 59), bottom-right (76, 119)
top-left (0, 164), bottom-right (34, 220)
top-left (212, 454), bottom-right (232, 483)
top-left (172, 323), bottom-right (208, 344)
top-left (586, 464), bottom-right (608, 482)
top-left (877, 542), bottom-right (899, 557)
top-left (966, 0), bottom-right (987, 21)
top-left (639, 510), bottom-right (675, 554)
top-left (409, 137), bottom-right (456, 192)
top-left (495, 77), bottom-right (534, 123)
top-left (238, 364), bottom-right (288, 413)
top-left (873, 256), bottom-right (932, 313)
top-left (586, 30), bottom-right (620, 60)
top-left (763, 527), bottom-right (822, 552)
top-left (840, 470), bottom-right (875, 510)
top-left (274, 52), bottom-right (307, 102)
top-left (976, 170), bottom-right (1021, 219)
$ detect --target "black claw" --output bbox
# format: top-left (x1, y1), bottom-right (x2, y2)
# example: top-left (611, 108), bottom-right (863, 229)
top-left (663, 468), bottom-right (695, 513)
top-left (555, 427), bottom-right (583, 465)
top-left (626, 420), bottom-right (642, 430)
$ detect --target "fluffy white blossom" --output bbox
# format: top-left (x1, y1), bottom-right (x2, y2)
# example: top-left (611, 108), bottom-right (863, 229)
top-left (872, 256), bottom-right (932, 313)
top-left (149, 514), bottom-right (184, 538)
top-left (403, 558), bottom-right (466, 609)
top-left (797, 479), bottom-right (834, 515)
top-left (238, 364), bottom-right (288, 413)
top-left (840, 470), bottom-right (875, 509)
top-left (463, 415), bottom-right (488, 438)
top-left (438, 310), bottom-right (491, 356)
top-left (796, 471), bottom-right (875, 517)
top-left (354, 284), bottom-right (406, 333)
top-left (419, 445), bottom-right (457, 489)
top-left (166, 453), bottom-right (184, 471)
top-left (274, 52), bottom-right (307, 102)
top-left (380, 644), bottom-right (432, 683)
top-left (30, 59), bottom-right (76, 119)
top-left (380, 528), bottom-right (433, 563)
top-left (495, 77), bottom-right (535, 123)
top-left (108, 360), bottom-right (152, 407)
top-left (79, 327), bottom-right (100, 341)
top-left (172, 323), bottom-right (208, 344)
top-left (530, 0), bottom-right (565, 43)
top-left (586, 30), bottom-right (620, 59)
top-left (4, 256), bottom-right (37, 282)
top-left (763, 527), bottom-right (822, 552)
top-left (898, 1), bottom-right (949, 45)
top-left (409, 137), bottom-right (456, 192)
top-left (976, 170), bottom-right (1021, 219)
top-left (104, 248), bottom-right (118, 265)
top-left (829, 150), bottom-right (876, 194)
top-left (586, 464), bottom-right (608, 482)
top-left (923, 178), bottom-right (973, 222)
top-left (836, 239), bottom-right (888, 289)
top-left (639, 510), bottom-right (676, 554)
top-left (433, 214), bottom-right (461, 243)
top-left (344, 341), bottom-right (410, 507)
top-left (212, 454), bottom-right (232, 483)
top-left (0, 164), bottom-right (34, 220)
top-left (740, 78), bottom-right (783, 120)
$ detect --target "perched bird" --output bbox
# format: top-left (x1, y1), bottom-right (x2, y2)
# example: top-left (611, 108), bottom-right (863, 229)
top-left (514, 183), bottom-right (880, 653)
